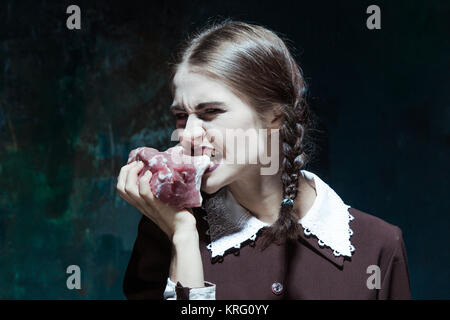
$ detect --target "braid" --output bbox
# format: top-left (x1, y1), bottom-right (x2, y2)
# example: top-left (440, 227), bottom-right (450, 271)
top-left (258, 59), bottom-right (310, 250)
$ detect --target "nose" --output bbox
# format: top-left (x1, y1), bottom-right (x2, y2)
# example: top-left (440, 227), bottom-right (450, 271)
top-left (179, 115), bottom-right (206, 156)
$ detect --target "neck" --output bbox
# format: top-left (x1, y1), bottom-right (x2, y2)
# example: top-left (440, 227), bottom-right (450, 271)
top-left (227, 167), bottom-right (316, 224)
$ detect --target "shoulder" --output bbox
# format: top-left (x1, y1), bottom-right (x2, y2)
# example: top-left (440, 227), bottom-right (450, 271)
top-left (348, 207), bottom-right (405, 258)
top-left (347, 208), bottom-right (411, 299)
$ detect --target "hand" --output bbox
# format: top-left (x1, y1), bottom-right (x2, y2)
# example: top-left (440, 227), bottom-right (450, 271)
top-left (116, 160), bottom-right (198, 241)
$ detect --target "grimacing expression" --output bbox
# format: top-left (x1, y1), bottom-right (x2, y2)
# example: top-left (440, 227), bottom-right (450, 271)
top-left (170, 66), bottom-right (276, 194)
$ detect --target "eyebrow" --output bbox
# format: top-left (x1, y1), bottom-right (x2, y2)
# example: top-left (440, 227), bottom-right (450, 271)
top-left (170, 101), bottom-right (226, 112)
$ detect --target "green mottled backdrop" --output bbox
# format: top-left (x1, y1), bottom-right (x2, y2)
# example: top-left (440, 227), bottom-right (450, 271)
top-left (0, 0), bottom-right (449, 299)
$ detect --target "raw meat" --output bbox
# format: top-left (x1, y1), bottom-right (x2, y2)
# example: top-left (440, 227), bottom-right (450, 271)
top-left (127, 145), bottom-right (210, 208)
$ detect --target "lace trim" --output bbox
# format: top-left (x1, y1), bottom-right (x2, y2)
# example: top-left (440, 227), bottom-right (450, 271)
top-left (203, 170), bottom-right (356, 259)
top-left (203, 214), bottom-right (267, 258)
top-left (205, 210), bottom-right (356, 259)
top-left (302, 211), bottom-right (355, 257)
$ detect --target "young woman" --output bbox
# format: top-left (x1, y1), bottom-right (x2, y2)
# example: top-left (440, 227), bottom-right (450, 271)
top-left (117, 19), bottom-right (411, 299)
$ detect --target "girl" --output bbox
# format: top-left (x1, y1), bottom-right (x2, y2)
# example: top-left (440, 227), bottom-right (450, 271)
top-left (117, 19), bottom-right (410, 300)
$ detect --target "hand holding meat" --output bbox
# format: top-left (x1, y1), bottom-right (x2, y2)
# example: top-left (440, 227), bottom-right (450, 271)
top-left (127, 145), bottom-right (210, 208)
top-left (116, 145), bottom-right (211, 241)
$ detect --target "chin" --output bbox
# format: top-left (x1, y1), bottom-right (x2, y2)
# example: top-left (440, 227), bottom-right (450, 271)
top-left (201, 169), bottom-right (232, 194)
top-left (201, 178), bottom-right (223, 194)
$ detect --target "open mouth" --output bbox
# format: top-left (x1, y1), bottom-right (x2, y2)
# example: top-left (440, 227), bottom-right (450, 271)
top-left (206, 162), bottom-right (220, 173)
top-left (205, 149), bottom-right (222, 173)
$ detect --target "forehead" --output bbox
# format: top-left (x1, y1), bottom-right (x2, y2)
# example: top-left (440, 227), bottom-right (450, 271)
top-left (171, 67), bottom-right (234, 108)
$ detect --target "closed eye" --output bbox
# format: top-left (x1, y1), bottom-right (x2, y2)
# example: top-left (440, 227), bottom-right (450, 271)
top-left (174, 113), bottom-right (188, 120)
top-left (204, 108), bottom-right (222, 114)
top-left (173, 108), bottom-right (225, 124)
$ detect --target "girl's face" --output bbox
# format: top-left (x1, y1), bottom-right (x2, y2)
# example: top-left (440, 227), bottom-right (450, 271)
top-left (170, 66), bottom-right (276, 194)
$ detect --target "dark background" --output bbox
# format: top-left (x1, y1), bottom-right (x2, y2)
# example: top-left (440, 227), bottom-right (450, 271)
top-left (0, 0), bottom-right (448, 299)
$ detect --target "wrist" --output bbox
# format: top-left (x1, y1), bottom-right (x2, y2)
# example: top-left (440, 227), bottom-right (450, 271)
top-left (171, 228), bottom-right (199, 247)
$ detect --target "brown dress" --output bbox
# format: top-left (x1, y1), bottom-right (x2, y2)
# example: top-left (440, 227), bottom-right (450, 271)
top-left (123, 171), bottom-right (411, 300)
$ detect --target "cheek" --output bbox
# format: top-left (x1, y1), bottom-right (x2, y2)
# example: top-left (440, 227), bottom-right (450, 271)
top-left (205, 110), bottom-right (260, 159)
top-left (201, 162), bottom-right (238, 193)
top-left (231, 130), bottom-right (269, 165)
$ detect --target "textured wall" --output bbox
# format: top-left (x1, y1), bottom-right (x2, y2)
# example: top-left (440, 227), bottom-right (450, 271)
top-left (0, 0), bottom-right (448, 299)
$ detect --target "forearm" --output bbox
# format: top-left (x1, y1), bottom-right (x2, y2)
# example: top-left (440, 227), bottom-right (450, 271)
top-left (169, 230), bottom-right (205, 288)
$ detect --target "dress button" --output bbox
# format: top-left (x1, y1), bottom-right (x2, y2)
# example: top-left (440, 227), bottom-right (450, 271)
top-left (271, 282), bottom-right (284, 295)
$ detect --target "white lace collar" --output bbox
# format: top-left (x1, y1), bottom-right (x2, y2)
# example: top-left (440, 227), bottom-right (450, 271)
top-left (203, 170), bottom-right (355, 259)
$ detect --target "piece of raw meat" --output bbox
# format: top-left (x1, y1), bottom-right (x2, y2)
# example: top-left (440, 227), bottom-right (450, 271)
top-left (127, 145), bottom-right (210, 208)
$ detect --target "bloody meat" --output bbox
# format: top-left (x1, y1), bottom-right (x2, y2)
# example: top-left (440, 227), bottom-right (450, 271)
top-left (127, 145), bottom-right (210, 208)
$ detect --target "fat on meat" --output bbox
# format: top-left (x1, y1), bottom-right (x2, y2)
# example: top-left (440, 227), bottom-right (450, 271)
top-left (127, 145), bottom-right (210, 208)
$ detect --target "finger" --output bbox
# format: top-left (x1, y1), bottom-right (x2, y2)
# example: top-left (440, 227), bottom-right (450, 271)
top-left (124, 161), bottom-right (144, 200)
top-left (138, 170), bottom-right (159, 218)
top-left (138, 170), bottom-right (166, 214)
top-left (118, 188), bottom-right (145, 212)
top-left (117, 162), bottom-right (136, 192)
top-left (138, 170), bottom-right (174, 235)
top-left (117, 162), bottom-right (139, 203)
top-left (117, 182), bottom-right (136, 205)
top-left (117, 162), bottom-right (153, 217)
top-left (139, 170), bottom-right (155, 204)
top-left (139, 171), bottom-right (168, 213)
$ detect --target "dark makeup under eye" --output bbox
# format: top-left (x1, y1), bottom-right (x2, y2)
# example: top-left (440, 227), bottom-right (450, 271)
top-left (174, 113), bottom-right (188, 120)
top-left (201, 108), bottom-right (224, 116)
top-left (173, 108), bottom-right (225, 122)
